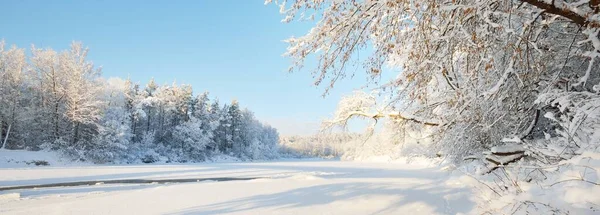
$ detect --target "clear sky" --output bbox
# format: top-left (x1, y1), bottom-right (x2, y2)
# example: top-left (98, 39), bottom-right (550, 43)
top-left (0, 0), bottom-right (372, 135)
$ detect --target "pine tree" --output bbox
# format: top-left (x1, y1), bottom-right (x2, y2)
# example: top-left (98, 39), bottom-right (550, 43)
top-left (207, 98), bottom-right (222, 152)
top-left (0, 41), bottom-right (280, 163)
top-left (142, 78), bottom-right (158, 135)
top-left (227, 100), bottom-right (243, 155)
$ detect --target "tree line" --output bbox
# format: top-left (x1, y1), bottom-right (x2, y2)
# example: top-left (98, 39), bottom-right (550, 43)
top-left (0, 41), bottom-right (279, 163)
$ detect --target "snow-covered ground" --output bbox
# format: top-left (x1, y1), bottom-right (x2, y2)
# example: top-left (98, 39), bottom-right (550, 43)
top-left (0, 151), bottom-right (478, 215)
top-left (0, 150), bottom-right (77, 168)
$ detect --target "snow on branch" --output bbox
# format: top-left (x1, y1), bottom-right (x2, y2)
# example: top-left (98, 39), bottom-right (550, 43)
top-left (486, 153), bottom-right (525, 165)
top-left (536, 91), bottom-right (600, 147)
top-left (520, 0), bottom-right (592, 26)
top-left (574, 28), bottom-right (600, 87)
top-left (321, 91), bottom-right (441, 131)
top-left (491, 143), bottom-right (525, 155)
top-left (485, 143), bottom-right (526, 167)
top-left (270, 0), bottom-right (600, 165)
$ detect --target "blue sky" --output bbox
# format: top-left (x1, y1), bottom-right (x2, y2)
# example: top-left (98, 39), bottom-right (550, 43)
top-left (0, 0), bottom-right (373, 135)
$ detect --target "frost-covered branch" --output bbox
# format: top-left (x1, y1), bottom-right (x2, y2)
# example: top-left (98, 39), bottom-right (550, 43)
top-left (322, 91), bottom-right (441, 131)
top-left (272, 0), bottom-right (600, 159)
top-left (519, 0), bottom-right (591, 26)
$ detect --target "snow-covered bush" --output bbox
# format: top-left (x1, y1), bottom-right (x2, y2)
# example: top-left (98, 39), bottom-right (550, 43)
top-left (52, 138), bottom-right (86, 162)
top-left (87, 107), bottom-right (131, 163)
top-left (172, 117), bottom-right (210, 162)
top-left (537, 91), bottom-right (600, 152)
top-left (125, 133), bottom-right (162, 163)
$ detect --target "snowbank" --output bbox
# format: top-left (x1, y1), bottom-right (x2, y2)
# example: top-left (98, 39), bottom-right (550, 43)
top-left (454, 151), bottom-right (600, 214)
top-left (0, 150), bottom-right (76, 168)
top-left (0, 193), bottom-right (20, 204)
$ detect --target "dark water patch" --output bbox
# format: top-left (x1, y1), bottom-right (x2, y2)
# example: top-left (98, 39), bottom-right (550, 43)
top-left (0, 177), bottom-right (261, 192)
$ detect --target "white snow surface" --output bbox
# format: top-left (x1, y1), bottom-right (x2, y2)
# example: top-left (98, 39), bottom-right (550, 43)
top-left (0, 151), bottom-right (478, 215)
top-left (0, 150), bottom-right (76, 168)
top-left (490, 144), bottom-right (525, 154)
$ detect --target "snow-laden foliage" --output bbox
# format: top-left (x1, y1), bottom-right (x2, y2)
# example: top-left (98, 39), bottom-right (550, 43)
top-left (279, 133), bottom-right (360, 158)
top-left (271, 0), bottom-right (600, 158)
top-left (172, 117), bottom-right (211, 162)
top-left (536, 91), bottom-right (600, 150)
top-left (281, 119), bottom-right (437, 161)
top-left (87, 107), bottom-right (131, 163)
top-left (0, 41), bottom-right (280, 163)
top-left (271, 1), bottom-right (600, 213)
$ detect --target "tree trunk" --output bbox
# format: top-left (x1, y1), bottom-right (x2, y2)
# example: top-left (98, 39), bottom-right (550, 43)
top-left (0, 118), bottom-right (4, 148)
top-left (1, 124), bottom-right (11, 150)
top-left (52, 67), bottom-right (60, 141)
top-left (54, 102), bottom-right (60, 140)
top-left (132, 120), bottom-right (137, 141)
top-left (591, 0), bottom-right (600, 13)
top-left (159, 106), bottom-right (164, 137)
top-left (520, 0), bottom-right (591, 26)
top-left (147, 108), bottom-right (151, 134)
top-left (72, 122), bottom-right (80, 145)
top-left (9, 96), bottom-right (17, 149)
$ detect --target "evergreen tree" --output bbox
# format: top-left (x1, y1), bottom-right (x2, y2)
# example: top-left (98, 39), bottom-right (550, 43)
top-left (0, 41), bottom-right (280, 163)
top-left (228, 100), bottom-right (243, 155)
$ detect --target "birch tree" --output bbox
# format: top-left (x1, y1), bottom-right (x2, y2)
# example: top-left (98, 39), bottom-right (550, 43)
top-left (0, 41), bottom-right (27, 149)
top-left (61, 42), bottom-right (104, 145)
top-left (31, 45), bottom-right (67, 144)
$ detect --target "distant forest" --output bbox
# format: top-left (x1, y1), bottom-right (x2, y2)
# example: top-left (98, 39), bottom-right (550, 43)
top-left (0, 41), bottom-right (279, 163)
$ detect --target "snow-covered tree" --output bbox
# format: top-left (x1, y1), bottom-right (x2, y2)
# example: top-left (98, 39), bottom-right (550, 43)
top-left (207, 98), bottom-right (223, 152)
top-left (89, 106), bottom-right (131, 163)
top-left (192, 92), bottom-right (210, 121)
top-left (0, 40), bottom-right (280, 163)
top-left (30, 45), bottom-right (67, 144)
top-left (172, 117), bottom-right (210, 161)
top-left (270, 0), bottom-right (600, 159)
top-left (227, 100), bottom-right (243, 155)
top-left (61, 42), bottom-right (104, 145)
top-left (141, 78), bottom-right (159, 135)
top-left (0, 41), bottom-right (27, 149)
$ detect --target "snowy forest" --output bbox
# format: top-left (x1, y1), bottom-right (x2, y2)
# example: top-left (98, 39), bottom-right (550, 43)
top-left (0, 42), bottom-right (279, 163)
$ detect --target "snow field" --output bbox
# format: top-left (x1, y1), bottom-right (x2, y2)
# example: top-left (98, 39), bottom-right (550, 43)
top-left (1, 159), bottom-right (477, 215)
